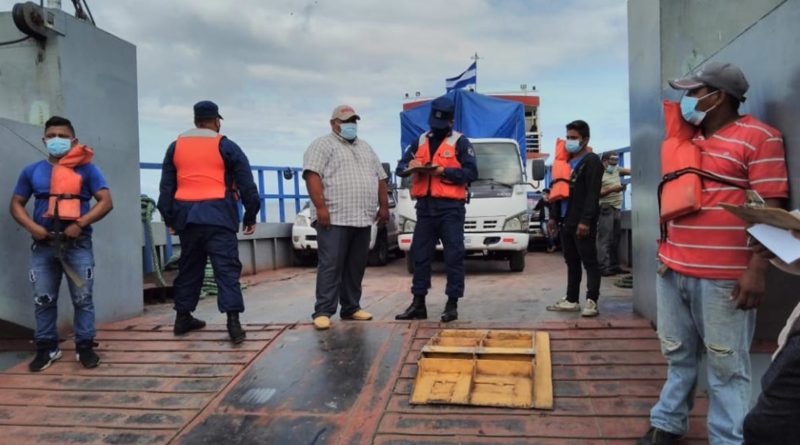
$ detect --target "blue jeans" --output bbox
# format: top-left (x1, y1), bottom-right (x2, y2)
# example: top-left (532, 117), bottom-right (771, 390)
top-left (651, 268), bottom-right (755, 445)
top-left (30, 237), bottom-right (96, 346)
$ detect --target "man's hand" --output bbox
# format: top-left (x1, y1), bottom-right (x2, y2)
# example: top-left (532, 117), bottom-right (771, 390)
top-left (243, 224), bottom-right (256, 235)
top-left (432, 166), bottom-right (445, 176)
top-left (168, 226), bottom-right (177, 235)
top-left (408, 159), bottom-right (423, 169)
top-left (376, 207), bottom-right (389, 225)
top-left (30, 224), bottom-right (50, 241)
top-left (731, 267), bottom-right (767, 310)
top-left (64, 223), bottom-right (83, 239)
top-left (316, 206), bottom-right (331, 229)
top-left (576, 223), bottom-right (590, 239)
top-left (547, 219), bottom-right (556, 235)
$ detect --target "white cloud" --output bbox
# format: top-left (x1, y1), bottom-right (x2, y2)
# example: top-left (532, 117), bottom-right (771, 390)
top-left (0, 0), bottom-right (630, 166)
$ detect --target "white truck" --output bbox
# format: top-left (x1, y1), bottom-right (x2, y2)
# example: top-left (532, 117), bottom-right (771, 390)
top-left (397, 138), bottom-right (542, 272)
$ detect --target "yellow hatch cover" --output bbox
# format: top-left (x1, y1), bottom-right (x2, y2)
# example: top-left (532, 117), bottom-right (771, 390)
top-left (411, 329), bottom-right (553, 410)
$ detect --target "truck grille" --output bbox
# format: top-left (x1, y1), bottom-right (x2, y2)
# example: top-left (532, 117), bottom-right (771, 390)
top-left (464, 218), bottom-right (500, 232)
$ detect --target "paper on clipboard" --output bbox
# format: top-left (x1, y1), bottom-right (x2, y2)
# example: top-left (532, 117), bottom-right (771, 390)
top-left (719, 204), bottom-right (800, 231)
top-left (747, 224), bottom-right (800, 264)
top-left (399, 164), bottom-right (439, 177)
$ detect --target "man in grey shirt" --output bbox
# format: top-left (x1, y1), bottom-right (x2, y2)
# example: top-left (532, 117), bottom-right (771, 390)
top-left (303, 105), bottom-right (389, 330)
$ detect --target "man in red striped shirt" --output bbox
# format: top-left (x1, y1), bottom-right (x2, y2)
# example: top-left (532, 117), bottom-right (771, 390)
top-left (639, 62), bottom-right (789, 445)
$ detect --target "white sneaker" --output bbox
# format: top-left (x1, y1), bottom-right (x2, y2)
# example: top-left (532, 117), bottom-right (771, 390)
top-left (581, 299), bottom-right (599, 317)
top-left (546, 298), bottom-right (581, 312)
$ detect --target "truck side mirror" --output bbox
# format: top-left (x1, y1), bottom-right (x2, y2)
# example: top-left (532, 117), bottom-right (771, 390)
top-left (382, 162), bottom-right (391, 178)
top-left (530, 160), bottom-right (546, 181)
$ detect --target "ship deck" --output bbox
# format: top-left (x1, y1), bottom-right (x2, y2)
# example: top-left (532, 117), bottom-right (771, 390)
top-left (0, 252), bottom-right (714, 444)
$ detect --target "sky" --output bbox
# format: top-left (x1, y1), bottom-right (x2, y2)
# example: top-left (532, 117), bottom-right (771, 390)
top-left (1, 0), bottom-right (630, 205)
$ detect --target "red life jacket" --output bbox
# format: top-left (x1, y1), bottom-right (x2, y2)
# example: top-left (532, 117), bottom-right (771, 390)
top-left (549, 138), bottom-right (571, 201)
top-left (45, 144), bottom-right (94, 221)
top-left (410, 131), bottom-right (467, 200)
top-left (174, 130), bottom-right (226, 201)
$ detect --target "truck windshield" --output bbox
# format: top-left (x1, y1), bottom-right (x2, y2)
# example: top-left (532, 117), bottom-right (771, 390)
top-left (473, 142), bottom-right (523, 185)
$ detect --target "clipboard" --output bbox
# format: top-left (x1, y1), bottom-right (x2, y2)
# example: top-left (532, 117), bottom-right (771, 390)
top-left (719, 203), bottom-right (800, 231)
top-left (399, 164), bottom-right (439, 177)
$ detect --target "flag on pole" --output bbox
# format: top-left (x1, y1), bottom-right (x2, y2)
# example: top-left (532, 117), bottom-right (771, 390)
top-left (445, 61), bottom-right (477, 92)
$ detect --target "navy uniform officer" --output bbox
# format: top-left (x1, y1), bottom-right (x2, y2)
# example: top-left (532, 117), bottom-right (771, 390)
top-left (157, 101), bottom-right (260, 344)
top-left (395, 96), bottom-right (478, 322)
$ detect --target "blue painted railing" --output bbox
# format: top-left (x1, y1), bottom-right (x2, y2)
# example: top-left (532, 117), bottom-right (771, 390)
top-left (139, 163), bottom-right (308, 224)
top-left (140, 163), bottom-right (308, 275)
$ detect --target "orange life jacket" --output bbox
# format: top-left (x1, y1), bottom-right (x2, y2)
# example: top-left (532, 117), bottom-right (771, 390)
top-left (658, 100), bottom-right (703, 223)
top-left (550, 138), bottom-right (594, 202)
top-left (45, 144), bottom-right (94, 221)
top-left (410, 131), bottom-right (467, 200)
top-left (174, 130), bottom-right (226, 201)
top-left (549, 139), bottom-right (571, 201)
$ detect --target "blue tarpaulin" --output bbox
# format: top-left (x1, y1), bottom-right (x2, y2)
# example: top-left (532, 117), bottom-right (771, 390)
top-left (399, 89), bottom-right (526, 160)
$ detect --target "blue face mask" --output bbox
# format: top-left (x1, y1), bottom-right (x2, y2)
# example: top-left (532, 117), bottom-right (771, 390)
top-left (680, 91), bottom-right (718, 125)
top-left (339, 123), bottom-right (357, 141)
top-left (606, 165), bottom-right (618, 174)
top-left (46, 137), bottom-right (73, 158)
top-left (565, 139), bottom-right (582, 153)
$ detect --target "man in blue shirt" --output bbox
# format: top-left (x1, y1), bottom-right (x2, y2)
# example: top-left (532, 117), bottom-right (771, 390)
top-left (10, 116), bottom-right (114, 372)
top-left (395, 96), bottom-right (478, 322)
top-left (157, 101), bottom-right (260, 344)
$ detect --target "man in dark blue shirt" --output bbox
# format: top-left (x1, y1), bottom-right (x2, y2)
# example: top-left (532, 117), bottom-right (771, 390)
top-left (157, 101), bottom-right (260, 344)
top-left (395, 96), bottom-right (478, 322)
top-left (10, 116), bottom-right (113, 372)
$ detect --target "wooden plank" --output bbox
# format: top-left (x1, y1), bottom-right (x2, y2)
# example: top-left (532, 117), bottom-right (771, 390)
top-left (533, 331), bottom-right (553, 409)
top-left (57, 340), bottom-right (267, 352)
top-left (95, 330), bottom-right (277, 341)
top-left (2, 362), bottom-right (242, 378)
top-left (0, 405), bottom-right (195, 429)
top-left (0, 374), bottom-right (229, 393)
top-left (0, 388), bottom-right (211, 410)
top-left (0, 426), bottom-right (172, 445)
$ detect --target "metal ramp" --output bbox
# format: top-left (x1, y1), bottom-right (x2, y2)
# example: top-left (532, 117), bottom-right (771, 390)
top-left (411, 329), bottom-right (553, 409)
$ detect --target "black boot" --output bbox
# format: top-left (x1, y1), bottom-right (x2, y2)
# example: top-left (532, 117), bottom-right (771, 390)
top-left (441, 297), bottom-right (459, 322)
top-left (174, 311), bottom-right (206, 335)
top-left (227, 312), bottom-right (246, 344)
top-left (395, 295), bottom-right (427, 320)
top-left (75, 341), bottom-right (100, 369)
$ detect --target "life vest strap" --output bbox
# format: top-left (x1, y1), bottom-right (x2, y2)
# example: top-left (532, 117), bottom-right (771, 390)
top-left (657, 167), bottom-right (747, 241)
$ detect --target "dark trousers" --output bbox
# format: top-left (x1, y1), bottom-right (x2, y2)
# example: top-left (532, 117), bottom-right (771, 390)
top-left (411, 207), bottom-right (466, 299)
top-left (597, 205), bottom-right (622, 272)
top-left (743, 333), bottom-right (800, 445)
top-left (561, 224), bottom-right (601, 302)
top-left (173, 224), bottom-right (244, 314)
top-left (313, 225), bottom-right (370, 318)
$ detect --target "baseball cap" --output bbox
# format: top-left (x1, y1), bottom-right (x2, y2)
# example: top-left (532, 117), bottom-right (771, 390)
top-left (331, 105), bottom-right (360, 121)
top-left (429, 96), bottom-right (455, 129)
top-left (668, 61), bottom-right (749, 102)
top-left (194, 100), bottom-right (223, 120)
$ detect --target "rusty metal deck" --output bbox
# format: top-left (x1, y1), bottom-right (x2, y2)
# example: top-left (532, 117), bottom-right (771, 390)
top-left (0, 319), bottom-right (709, 444)
top-left (0, 254), bottom-right (711, 444)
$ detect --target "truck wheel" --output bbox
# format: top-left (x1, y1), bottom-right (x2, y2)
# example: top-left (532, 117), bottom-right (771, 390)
top-left (368, 231), bottom-right (389, 266)
top-left (509, 250), bottom-right (526, 272)
top-left (406, 251), bottom-right (414, 274)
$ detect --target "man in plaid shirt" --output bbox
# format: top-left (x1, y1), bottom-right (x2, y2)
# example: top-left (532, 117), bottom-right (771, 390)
top-left (303, 105), bottom-right (389, 331)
